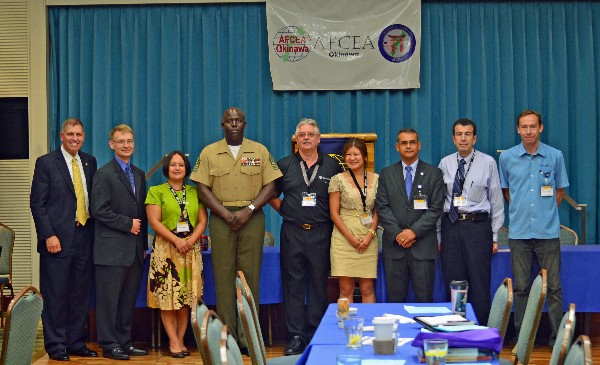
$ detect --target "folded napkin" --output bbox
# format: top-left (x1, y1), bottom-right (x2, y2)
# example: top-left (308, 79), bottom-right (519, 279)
top-left (411, 328), bottom-right (503, 353)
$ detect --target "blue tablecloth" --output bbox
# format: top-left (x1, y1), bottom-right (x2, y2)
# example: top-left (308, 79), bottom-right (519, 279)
top-left (300, 303), bottom-right (495, 365)
top-left (374, 245), bottom-right (600, 312)
top-left (136, 245), bottom-right (600, 311)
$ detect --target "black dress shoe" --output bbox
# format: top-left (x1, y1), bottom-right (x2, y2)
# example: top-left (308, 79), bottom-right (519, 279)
top-left (124, 346), bottom-right (148, 356)
top-left (68, 347), bottom-right (98, 357)
top-left (170, 351), bottom-right (186, 358)
top-left (284, 335), bottom-right (306, 356)
top-left (49, 350), bottom-right (70, 361)
top-left (103, 347), bottom-right (129, 360)
top-left (181, 350), bottom-right (191, 356)
top-left (240, 347), bottom-right (250, 356)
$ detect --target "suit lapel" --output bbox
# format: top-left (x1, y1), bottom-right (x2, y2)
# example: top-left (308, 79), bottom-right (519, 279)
top-left (391, 162), bottom-right (409, 204)
top-left (412, 162), bottom-right (427, 198)
top-left (80, 154), bottom-right (93, 191)
top-left (55, 150), bottom-right (76, 196)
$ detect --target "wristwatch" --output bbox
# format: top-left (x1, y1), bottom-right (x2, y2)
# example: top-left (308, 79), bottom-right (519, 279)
top-left (247, 203), bottom-right (256, 212)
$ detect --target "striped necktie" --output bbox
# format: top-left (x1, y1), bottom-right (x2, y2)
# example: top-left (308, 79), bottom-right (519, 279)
top-left (125, 164), bottom-right (136, 194)
top-left (72, 157), bottom-right (88, 225)
top-left (449, 159), bottom-right (466, 223)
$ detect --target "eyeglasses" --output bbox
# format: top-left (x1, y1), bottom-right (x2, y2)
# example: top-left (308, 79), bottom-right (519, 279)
top-left (298, 132), bottom-right (318, 138)
top-left (113, 139), bottom-right (134, 146)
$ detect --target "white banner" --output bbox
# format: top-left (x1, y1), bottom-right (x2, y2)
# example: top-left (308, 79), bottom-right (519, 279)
top-left (266, 0), bottom-right (421, 90)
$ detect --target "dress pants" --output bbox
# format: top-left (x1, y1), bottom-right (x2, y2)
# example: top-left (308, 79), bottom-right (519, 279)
top-left (440, 215), bottom-right (493, 324)
top-left (95, 260), bottom-right (142, 351)
top-left (40, 225), bottom-right (93, 354)
top-left (384, 250), bottom-right (435, 303)
top-left (509, 238), bottom-right (562, 344)
top-left (209, 208), bottom-right (264, 348)
top-left (280, 220), bottom-right (332, 340)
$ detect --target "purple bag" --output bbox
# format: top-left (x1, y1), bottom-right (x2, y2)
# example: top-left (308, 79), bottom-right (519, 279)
top-left (411, 328), bottom-right (503, 353)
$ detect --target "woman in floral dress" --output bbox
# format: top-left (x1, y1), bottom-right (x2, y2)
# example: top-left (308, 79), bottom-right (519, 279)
top-left (146, 151), bottom-right (207, 357)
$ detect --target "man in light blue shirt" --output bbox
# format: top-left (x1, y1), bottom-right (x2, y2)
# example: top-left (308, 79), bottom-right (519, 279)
top-left (499, 110), bottom-right (569, 347)
top-left (438, 119), bottom-right (504, 325)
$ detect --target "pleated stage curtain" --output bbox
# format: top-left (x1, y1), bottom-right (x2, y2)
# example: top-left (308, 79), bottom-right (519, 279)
top-left (48, 2), bottom-right (600, 243)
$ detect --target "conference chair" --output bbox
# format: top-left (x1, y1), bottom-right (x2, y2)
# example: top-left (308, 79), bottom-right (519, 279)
top-left (200, 309), bottom-right (227, 365)
top-left (497, 226), bottom-right (509, 246)
top-left (191, 296), bottom-right (211, 365)
top-left (236, 288), bottom-right (301, 365)
top-left (264, 231), bottom-right (275, 246)
top-left (559, 225), bottom-right (578, 245)
top-left (0, 286), bottom-right (43, 365)
top-left (236, 270), bottom-right (273, 347)
top-left (487, 277), bottom-right (513, 340)
top-left (0, 223), bottom-right (15, 328)
top-left (564, 335), bottom-right (593, 365)
top-left (549, 303), bottom-right (577, 365)
top-left (219, 324), bottom-right (244, 365)
top-left (501, 269), bottom-right (547, 365)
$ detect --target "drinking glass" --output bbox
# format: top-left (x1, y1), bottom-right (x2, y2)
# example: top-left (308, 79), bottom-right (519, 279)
top-left (343, 316), bottom-right (364, 349)
top-left (424, 338), bottom-right (448, 365)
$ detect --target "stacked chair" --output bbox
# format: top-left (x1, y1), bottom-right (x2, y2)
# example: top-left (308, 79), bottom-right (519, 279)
top-left (191, 296), bottom-right (211, 364)
top-left (0, 286), bottom-right (43, 365)
top-left (564, 335), bottom-right (593, 365)
top-left (487, 277), bottom-right (513, 340)
top-left (236, 270), bottom-right (301, 365)
top-left (549, 303), bottom-right (576, 365)
top-left (500, 269), bottom-right (547, 365)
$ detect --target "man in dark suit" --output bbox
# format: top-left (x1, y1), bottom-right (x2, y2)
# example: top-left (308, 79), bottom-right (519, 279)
top-left (91, 124), bottom-right (148, 360)
top-left (376, 128), bottom-right (444, 302)
top-left (30, 118), bottom-right (98, 361)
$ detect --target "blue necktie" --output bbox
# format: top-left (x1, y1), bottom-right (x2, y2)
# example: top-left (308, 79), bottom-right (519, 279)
top-left (125, 164), bottom-right (136, 194)
top-left (405, 165), bottom-right (413, 199)
top-left (449, 159), bottom-right (466, 223)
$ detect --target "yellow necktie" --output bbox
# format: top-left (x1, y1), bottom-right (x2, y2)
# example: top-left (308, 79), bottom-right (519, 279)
top-left (72, 158), bottom-right (88, 225)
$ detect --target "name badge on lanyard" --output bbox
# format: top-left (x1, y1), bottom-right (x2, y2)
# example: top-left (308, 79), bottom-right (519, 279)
top-left (302, 192), bottom-right (317, 206)
top-left (168, 184), bottom-right (191, 233)
top-left (359, 212), bottom-right (373, 225)
top-left (540, 171), bottom-right (553, 197)
top-left (300, 160), bottom-right (319, 207)
top-left (453, 195), bottom-right (467, 207)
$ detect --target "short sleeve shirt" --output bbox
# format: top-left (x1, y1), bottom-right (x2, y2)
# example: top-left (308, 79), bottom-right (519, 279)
top-left (145, 183), bottom-right (203, 230)
top-left (189, 138), bottom-right (282, 203)
top-left (275, 151), bottom-right (343, 225)
top-left (499, 142), bottom-right (569, 239)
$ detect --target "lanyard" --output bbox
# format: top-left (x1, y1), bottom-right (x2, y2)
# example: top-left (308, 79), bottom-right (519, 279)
top-left (300, 161), bottom-right (319, 188)
top-left (167, 183), bottom-right (187, 215)
top-left (349, 169), bottom-right (368, 212)
top-left (456, 150), bottom-right (476, 191)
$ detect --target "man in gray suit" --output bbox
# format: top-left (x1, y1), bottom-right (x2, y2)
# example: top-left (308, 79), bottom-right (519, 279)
top-left (91, 124), bottom-right (148, 360)
top-left (376, 128), bottom-right (444, 302)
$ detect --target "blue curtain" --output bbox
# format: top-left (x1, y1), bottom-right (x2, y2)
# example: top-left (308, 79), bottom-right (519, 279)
top-left (48, 2), bottom-right (599, 243)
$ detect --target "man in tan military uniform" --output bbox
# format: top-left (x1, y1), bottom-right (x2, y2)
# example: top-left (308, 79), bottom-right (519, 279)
top-left (190, 107), bottom-right (281, 349)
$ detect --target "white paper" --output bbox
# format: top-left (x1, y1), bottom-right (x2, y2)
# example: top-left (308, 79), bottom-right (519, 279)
top-left (362, 360), bottom-right (406, 365)
top-left (383, 313), bottom-right (415, 323)
top-left (404, 306), bottom-right (451, 314)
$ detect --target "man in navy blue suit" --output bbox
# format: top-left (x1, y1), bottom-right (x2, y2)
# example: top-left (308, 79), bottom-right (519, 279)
top-left (31, 118), bottom-right (98, 361)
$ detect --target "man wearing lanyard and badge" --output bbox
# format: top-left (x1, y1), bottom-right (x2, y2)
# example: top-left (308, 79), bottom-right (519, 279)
top-left (499, 110), bottom-right (569, 348)
top-left (270, 118), bottom-right (343, 355)
top-left (190, 107), bottom-right (282, 352)
top-left (376, 128), bottom-right (444, 303)
top-left (437, 119), bottom-right (504, 325)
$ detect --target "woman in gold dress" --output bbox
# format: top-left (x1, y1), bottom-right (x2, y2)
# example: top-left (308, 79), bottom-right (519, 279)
top-left (329, 138), bottom-right (379, 303)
